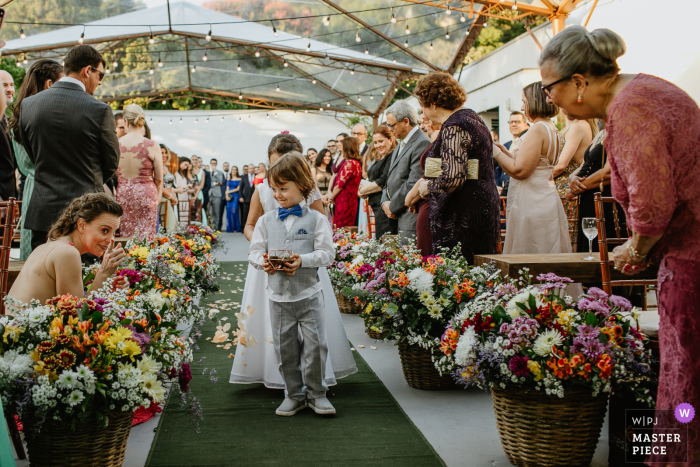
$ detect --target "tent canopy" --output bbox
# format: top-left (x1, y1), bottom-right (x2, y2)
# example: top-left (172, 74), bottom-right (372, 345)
top-left (2, 0), bottom-right (491, 117)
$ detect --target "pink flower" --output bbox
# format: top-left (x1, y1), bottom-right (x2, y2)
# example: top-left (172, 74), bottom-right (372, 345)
top-left (509, 356), bottom-right (530, 378)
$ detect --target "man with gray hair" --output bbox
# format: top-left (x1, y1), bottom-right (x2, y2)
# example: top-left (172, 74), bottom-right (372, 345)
top-left (381, 100), bottom-right (430, 244)
top-left (0, 70), bottom-right (16, 200)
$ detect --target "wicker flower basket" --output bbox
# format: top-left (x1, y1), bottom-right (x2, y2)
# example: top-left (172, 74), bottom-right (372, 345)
top-left (366, 328), bottom-right (388, 339)
top-left (397, 341), bottom-right (454, 390)
top-left (491, 386), bottom-right (608, 467)
top-left (24, 410), bottom-right (134, 467)
top-left (336, 293), bottom-right (361, 314)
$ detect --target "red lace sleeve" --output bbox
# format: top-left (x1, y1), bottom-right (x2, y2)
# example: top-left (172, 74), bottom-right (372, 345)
top-left (335, 160), bottom-right (358, 191)
top-left (608, 93), bottom-right (675, 237)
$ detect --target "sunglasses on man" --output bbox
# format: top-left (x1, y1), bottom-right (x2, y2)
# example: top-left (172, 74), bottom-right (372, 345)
top-left (90, 66), bottom-right (105, 82)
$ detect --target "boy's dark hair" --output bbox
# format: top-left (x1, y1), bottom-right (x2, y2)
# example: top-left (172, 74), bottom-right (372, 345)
top-left (211, 158), bottom-right (218, 163)
top-left (64, 45), bottom-right (106, 75)
top-left (267, 151), bottom-right (315, 200)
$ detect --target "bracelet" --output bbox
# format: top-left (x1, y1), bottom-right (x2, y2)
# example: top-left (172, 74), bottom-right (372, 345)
top-left (627, 243), bottom-right (648, 263)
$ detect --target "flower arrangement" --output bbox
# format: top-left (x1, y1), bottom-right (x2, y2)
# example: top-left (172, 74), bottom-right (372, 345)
top-left (438, 273), bottom-right (655, 403)
top-left (0, 294), bottom-right (193, 431)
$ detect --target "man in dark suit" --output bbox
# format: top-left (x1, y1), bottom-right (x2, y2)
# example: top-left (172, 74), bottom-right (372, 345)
top-left (239, 164), bottom-right (254, 227)
top-left (0, 70), bottom-right (16, 200)
top-left (351, 124), bottom-right (369, 157)
top-left (381, 100), bottom-right (431, 245)
top-left (19, 45), bottom-right (119, 251)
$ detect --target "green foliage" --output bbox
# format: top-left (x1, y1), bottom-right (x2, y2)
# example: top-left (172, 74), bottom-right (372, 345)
top-left (463, 17), bottom-right (546, 65)
top-left (2, 0), bottom-right (144, 39)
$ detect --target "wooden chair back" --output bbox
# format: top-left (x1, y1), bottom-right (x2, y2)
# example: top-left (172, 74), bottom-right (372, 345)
top-left (499, 196), bottom-right (507, 253)
top-left (594, 192), bottom-right (658, 306)
top-left (177, 198), bottom-right (190, 227)
top-left (159, 200), bottom-right (169, 231)
top-left (364, 202), bottom-right (376, 238)
top-left (0, 198), bottom-right (19, 316)
top-left (560, 196), bottom-right (579, 250)
top-left (190, 198), bottom-right (202, 223)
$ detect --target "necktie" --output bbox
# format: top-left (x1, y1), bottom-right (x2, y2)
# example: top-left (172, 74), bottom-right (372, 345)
top-left (278, 204), bottom-right (303, 221)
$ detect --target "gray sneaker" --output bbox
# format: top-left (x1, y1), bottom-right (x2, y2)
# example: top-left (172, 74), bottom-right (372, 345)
top-left (276, 398), bottom-right (307, 416)
top-left (308, 397), bottom-right (336, 415)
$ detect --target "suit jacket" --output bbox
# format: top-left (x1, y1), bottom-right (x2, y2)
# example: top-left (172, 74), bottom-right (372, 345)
top-left (19, 81), bottom-right (120, 231)
top-left (0, 117), bottom-right (17, 199)
top-left (381, 128), bottom-right (431, 232)
top-left (359, 142), bottom-right (369, 157)
top-left (240, 174), bottom-right (254, 202)
top-left (209, 170), bottom-right (225, 198)
top-left (202, 169), bottom-right (212, 202)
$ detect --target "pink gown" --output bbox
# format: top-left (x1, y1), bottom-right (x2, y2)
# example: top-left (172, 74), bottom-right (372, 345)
top-left (117, 139), bottom-right (159, 239)
top-left (607, 74), bottom-right (700, 465)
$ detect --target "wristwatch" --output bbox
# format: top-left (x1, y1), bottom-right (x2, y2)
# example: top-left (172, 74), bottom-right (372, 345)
top-left (627, 242), bottom-right (648, 263)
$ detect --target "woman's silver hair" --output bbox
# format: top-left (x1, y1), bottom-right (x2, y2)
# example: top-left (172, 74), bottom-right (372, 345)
top-left (539, 26), bottom-right (626, 79)
top-left (386, 100), bottom-right (418, 126)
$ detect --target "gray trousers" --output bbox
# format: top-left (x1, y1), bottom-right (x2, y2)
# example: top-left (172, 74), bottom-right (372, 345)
top-left (208, 196), bottom-right (222, 230)
top-left (269, 291), bottom-right (329, 401)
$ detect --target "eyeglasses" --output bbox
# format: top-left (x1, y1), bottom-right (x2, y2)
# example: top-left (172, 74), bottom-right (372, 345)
top-left (386, 121), bottom-right (399, 129)
top-left (508, 120), bottom-right (523, 125)
top-left (90, 66), bottom-right (105, 82)
top-left (540, 76), bottom-right (570, 98)
top-left (351, 132), bottom-right (366, 137)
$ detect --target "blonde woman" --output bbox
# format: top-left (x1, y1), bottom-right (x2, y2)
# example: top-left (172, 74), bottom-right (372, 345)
top-left (116, 104), bottom-right (163, 239)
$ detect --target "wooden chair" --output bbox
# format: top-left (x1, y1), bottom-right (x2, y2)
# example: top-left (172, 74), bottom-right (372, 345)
top-left (594, 192), bottom-right (658, 308)
top-left (190, 198), bottom-right (202, 223)
top-left (159, 200), bottom-right (169, 231)
top-left (364, 202), bottom-right (376, 239)
top-left (0, 198), bottom-right (26, 460)
top-left (499, 196), bottom-right (507, 253)
top-left (177, 197), bottom-right (190, 227)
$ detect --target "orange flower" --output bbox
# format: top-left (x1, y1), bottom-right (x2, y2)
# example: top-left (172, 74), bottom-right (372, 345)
top-left (569, 354), bottom-right (585, 368)
top-left (596, 354), bottom-right (613, 379)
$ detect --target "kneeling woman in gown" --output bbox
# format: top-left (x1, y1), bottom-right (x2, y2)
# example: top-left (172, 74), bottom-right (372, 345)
top-left (8, 193), bottom-right (128, 311)
top-left (230, 133), bottom-right (357, 388)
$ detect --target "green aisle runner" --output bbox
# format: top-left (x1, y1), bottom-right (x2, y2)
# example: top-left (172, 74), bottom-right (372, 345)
top-left (146, 262), bottom-right (444, 467)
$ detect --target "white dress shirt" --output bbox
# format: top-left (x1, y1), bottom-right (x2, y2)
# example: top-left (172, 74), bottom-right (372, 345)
top-left (59, 77), bottom-right (86, 92)
top-left (248, 201), bottom-right (335, 302)
top-left (398, 125), bottom-right (420, 155)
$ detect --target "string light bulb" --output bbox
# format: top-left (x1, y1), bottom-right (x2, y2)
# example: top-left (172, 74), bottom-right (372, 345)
top-left (305, 110), bottom-right (308, 113)
top-left (461, 12), bottom-right (466, 22)
top-left (23, 56), bottom-right (28, 64)
top-left (319, 107), bottom-right (323, 111)
top-left (323, 16), bottom-right (330, 26)
top-left (266, 113), bottom-right (269, 119)
top-left (312, 78), bottom-right (316, 84)
top-left (20, 26), bottom-right (26, 40)
top-left (202, 99), bottom-right (206, 104)
top-left (180, 117), bottom-right (183, 123)
top-left (512, 1), bottom-right (518, 10)
top-left (350, 68), bottom-right (354, 75)
top-left (357, 96), bottom-right (361, 101)
top-left (347, 101), bottom-right (350, 105)
top-left (405, 22), bottom-right (410, 34)
top-left (237, 63), bottom-right (241, 71)
top-left (356, 30), bottom-right (361, 42)
top-left (206, 117), bottom-right (209, 123)
top-left (306, 42), bottom-right (311, 52)
top-left (206, 26), bottom-right (212, 41)
top-left (195, 118), bottom-right (198, 124)
top-left (404, 39), bottom-right (408, 47)
top-left (446, 28), bottom-right (450, 39)
top-left (239, 92), bottom-right (242, 99)
top-left (203, 52), bottom-right (208, 61)
top-left (79, 31), bottom-right (84, 44)
top-left (327, 103), bottom-right (330, 107)
top-left (393, 57), bottom-right (396, 63)
top-left (149, 31), bottom-right (154, 44)
top-left (390, 8), bottom-right (396, 23)
top-left (239, 116), bottom-right (242, 122)
top-left (382, 90), bottom-right (386, 96)
top-left (106, 68), bottom-right (110, 74)
top-left (275, 112), bottom-right (278, 118)
top-left (169, 119), bottom-right (172, 124)
top-left (15, 58), bottom-right (20, 66)
top-left (158, 56), bottom-right (162, 67)
top-left (365, 47), bottom-right (369, 54)
top-left (273, 25), bottom-right (278, 37)
top-left (113, 59), bottom-right (118, 68)
top-left (283, 59), bottom-right (288, 67)
top-left (192, 65), bottom-right (196, 73)
top-left (255, 49), bottom-right (260, 57)
top-left (430, 42), bottom-right (433, 50)
top-left (149, 66), bottom-right (154, 74)
top-left (446, 4), bottom-right (451, 14)
top-left (162, 99), bottom-right (166, 105)
top-left (150, 117), bottom-right (153, 124)
top-left (221, 116), bottom-right (225, 121)
top-left (370, 94), bottom-right (373, 100)
top-left (276, 85), bottom-right (280, 91)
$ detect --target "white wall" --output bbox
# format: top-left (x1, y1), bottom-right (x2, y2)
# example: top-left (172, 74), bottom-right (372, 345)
top-left (139, 109), bottom-right (350, 168)
top-left (459, 0), bottom-right (700, 142)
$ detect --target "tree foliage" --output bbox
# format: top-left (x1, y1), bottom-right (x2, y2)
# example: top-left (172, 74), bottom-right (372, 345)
top-left (2, 0), bottom-right (144, 39)
top-left (463, 17), bottom-right (546, 65)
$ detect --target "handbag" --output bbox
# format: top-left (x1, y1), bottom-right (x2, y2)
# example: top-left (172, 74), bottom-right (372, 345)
top-left (226, 193), bottom-right (232, 202)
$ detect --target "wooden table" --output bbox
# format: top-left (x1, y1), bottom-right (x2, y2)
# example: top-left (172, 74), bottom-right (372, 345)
top-left (114, 237), bottom-right (133, 246)
top-left (473, 253), bottom-right (658, 283)
top-left (6, 260), bottom-right (24, 292)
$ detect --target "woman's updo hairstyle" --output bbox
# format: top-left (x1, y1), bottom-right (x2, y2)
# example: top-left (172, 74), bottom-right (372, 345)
top-left (48, 193), bottom-right (124, 240)
top-left (267, 133), bottom-right (303, 159)
top-left (123, 103), bottom-right (146, 128)
top-left (414, 72), bottom-right (466, 111)
top-left (539, 26), bottom-right (626, 79)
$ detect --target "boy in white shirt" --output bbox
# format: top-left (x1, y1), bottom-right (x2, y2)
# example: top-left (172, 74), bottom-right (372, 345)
top-left (248, 152), bottom-right (336, 416)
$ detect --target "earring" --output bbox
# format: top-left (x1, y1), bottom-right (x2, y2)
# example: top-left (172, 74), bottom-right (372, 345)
top-left (577, 95), bottom-right (583, 104)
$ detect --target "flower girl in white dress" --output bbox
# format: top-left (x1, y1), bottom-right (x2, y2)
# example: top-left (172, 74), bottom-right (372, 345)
top-left (230, 133), bottom-right (357, 388)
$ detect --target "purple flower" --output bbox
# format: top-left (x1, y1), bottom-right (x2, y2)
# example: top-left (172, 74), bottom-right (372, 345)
top-left (577, 298), bottom-right (611, 316)
top-left (179, 363), bottom-right (192, 392)
top-left (131, 331), bottom-right (152, 352)
top-left (582, 338), bottom-right (605, 359)
top-left (587, 287), bottom-right (609, 300)
top-left (610, 295), bottom-right (633, 312)
top-left (577, 324), bottom-right (600, 338)
top-left (377, 288), bottom-right (388, 295)
top-left (509, 356), bottom-right (530, 377)
top-left (536, 273), bottom-right (574, 283)
top-left (494, 283), bottom-right (518, 298)
top-left (118, 269), bottom-right (145, 286)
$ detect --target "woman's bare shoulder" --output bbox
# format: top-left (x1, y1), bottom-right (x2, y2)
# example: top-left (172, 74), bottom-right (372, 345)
top-left (45, 241), bottom-right (82, 266)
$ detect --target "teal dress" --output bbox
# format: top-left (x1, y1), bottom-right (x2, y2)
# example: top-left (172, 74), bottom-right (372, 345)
top-left (0, 401), bottom-right (17, 466)
top-left (12, 131), bottom-right (33, 260)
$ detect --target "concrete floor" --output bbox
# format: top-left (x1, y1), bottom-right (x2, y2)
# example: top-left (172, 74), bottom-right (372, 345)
top-left (11, 233), bottom-right (614, 466)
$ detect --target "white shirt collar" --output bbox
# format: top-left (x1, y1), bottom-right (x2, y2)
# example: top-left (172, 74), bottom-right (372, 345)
top-left (401, 125), bottom-right (420, 147)
top-left (59, 77), bottom-right (86, 92)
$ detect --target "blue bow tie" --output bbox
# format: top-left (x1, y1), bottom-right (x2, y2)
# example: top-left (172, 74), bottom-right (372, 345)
top-left (278, 204), bottom-right (303, 221)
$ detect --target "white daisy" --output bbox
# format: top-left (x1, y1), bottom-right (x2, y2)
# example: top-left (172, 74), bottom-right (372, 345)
top-left (427, 306), bottom-right (443, 319)
top-left (140, 374), bottom-right (166, 402)
top-left (68, 390), bottom-right (85, 406)
top-left (57, 371), bottom-right (79, 390)
top-left (454, 327), bottom-right (478, 365)
top-left (532, 329), bottom-right (564, 356)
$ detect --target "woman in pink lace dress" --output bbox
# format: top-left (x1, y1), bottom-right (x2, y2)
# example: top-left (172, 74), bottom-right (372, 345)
top-left (540, 26), bottom-right (700, 466)
top-left (116, 104), bottom-right (163, 239)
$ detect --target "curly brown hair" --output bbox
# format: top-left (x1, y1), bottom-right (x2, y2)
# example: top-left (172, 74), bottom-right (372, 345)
top-left (414, 72), bottom-right (467, 111)
top-left (48, 193), bottom-right (123, 240)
